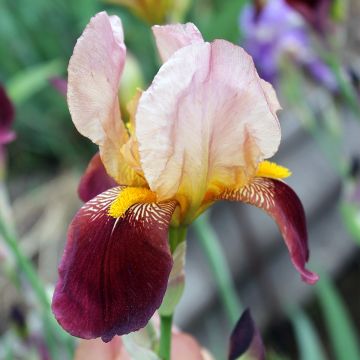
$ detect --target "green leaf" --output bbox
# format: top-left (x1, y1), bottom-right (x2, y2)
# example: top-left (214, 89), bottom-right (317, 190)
top-left (340, 202), bottom-right (360, 245)
top-left (316, 274), bottom-right (360, 360)
top-left (6, 59), bottom-right (65, 104)
top-left (291, 309), bottom-right (327, 360)
top-left (196, 0), bottom-right (249, 43)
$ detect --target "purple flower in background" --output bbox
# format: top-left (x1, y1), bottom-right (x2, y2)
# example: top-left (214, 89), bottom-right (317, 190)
top-left (239, 0), bottom-right (337, 91)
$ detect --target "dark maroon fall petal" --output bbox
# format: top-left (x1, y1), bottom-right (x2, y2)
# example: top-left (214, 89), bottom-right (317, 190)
top-left (218, 177), bottom-right (319, 284)
top-left (228, 309), bottom-right (265, 360)
top-left (0, 85), bottom-right (15, 145)
top-left (78, 152), bottom-right (118, 202)
top-left (52, 186), bottom-right (177, 342)
top-left (285, 0), bottom-right (332, 33)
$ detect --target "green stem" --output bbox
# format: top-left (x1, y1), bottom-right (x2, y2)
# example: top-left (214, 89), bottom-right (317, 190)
top-left (0, 217), bottom-right (50, 308)
top-left (193, 214), bottom-right (241, 326)
top-left (168, 225), bottom-right (187, 253)
top-left (159, 315), bottom-right (173, 360)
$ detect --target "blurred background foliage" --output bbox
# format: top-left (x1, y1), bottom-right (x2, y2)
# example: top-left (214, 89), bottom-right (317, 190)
top-left (1, 0), bottom-right (360, 359)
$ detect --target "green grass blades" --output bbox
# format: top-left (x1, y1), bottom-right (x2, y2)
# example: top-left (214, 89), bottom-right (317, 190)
top-left (316, 274), bottom-right (360, 360)
top-left (291, 309), bottom-right (327, 360)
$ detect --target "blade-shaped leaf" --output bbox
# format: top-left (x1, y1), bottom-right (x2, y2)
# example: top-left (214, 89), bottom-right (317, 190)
top-left (6, 59), bottom-right (64, 104)
top-left (291, 309), bottom-right (327, 360)
top-left (340, 202), bottom-right (360, 245)
top-left (316, 274), bottom-right (360, 360)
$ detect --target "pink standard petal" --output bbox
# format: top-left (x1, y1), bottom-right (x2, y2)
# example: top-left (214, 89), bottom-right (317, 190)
top-left (52, 187), bottom-right (176, 341)
top-left (218, 177), bottom-right (319, 284)
top-left (67, 12), bottom-right (131, 181)
top-left (78, 152), bottom-right (117, 202)
top-left (136, 40), bottom-right (281, 213)
top-left (152, 23), bottom-right (204, 62)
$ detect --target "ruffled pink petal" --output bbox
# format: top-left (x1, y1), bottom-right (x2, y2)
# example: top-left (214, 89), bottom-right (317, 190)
top-left (228, 309), bottom-right (265, 360)
top-left (136, 40), bottom-right (281, 214)
top-left (52, 187), bottom-right (176, 341)
top-left (78, 152), bottom-right (118, 202)
top-left (67, 12), bottom-right (129, 181)
top-left (218, 177), bottom-right (319, 284)
top-left (152, 23), bottom-right (204, 62)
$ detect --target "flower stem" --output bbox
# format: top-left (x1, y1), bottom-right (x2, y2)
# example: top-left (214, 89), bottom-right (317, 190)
top-left (159, 314), bottom-right (173, 360)
top-left (193, 214), bottom-right (241, 326)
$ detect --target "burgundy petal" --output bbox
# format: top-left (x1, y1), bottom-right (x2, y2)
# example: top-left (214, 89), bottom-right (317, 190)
top-left (228, 309), bottom-right (265, 360)
top-left (0, 85), bottom-right (15, 145)
top-left (218, 177), bottom-right (319, 284)
top-left (52, 187), bottom-right (177, 341)
top-left (78, 153), bottom-right (118, 202)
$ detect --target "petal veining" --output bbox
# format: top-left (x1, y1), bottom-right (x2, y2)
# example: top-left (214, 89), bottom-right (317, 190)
top-left (52, 187), bottom-right (176, 341)
top-left (218, 177), bottom-right (319, 284)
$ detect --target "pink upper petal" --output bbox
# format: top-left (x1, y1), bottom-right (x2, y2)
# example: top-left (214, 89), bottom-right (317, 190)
top-left (136, 40), bottom-right (281, 218)
top-left (152, 23), bottom-right (204, 62)
top-left (67, 11), bottom-right (128, 150)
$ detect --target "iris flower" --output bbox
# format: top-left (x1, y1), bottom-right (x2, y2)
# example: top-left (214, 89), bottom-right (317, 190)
top-left (52, 12), bottom-right (318, 342)
top-left (239, 0), bottom-right (337, 91)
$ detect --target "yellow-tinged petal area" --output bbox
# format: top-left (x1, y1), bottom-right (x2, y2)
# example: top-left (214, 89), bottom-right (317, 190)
top-left (108, 187), bottom-right (157, 218)
top-left (256, 161), bottom-right (292, 179)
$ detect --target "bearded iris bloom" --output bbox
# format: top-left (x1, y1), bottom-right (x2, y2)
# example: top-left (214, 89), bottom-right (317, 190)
top-left (52, 12), bottom-right (318, 342)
